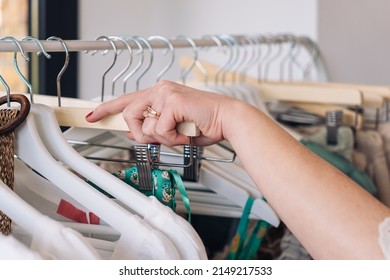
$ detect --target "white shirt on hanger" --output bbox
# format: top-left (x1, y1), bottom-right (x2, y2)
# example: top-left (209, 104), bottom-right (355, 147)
top-left (0, 234), bottom-right (43, 260)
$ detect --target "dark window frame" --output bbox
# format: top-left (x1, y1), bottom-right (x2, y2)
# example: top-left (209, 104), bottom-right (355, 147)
top-left (28, 0), bottom-right (78, 98)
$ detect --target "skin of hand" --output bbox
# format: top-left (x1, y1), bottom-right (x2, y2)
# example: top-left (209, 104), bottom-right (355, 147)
top-left (86, 80), bottom-right (390, 259)
top-left (86, 80), bottom-right (234, 147)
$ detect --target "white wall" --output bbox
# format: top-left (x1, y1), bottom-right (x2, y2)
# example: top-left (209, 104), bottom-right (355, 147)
top-left (78, 0), bottom-right (318, 99)
top-left (318, 0), bottom-right (390, 85)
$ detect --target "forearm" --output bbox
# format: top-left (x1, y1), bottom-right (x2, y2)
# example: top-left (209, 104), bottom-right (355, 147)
top-left (222, 100), bottom-right (390, 259)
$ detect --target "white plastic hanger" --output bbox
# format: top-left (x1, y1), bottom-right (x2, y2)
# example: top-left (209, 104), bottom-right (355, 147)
top-left (0, 178), bottom-right (49, 236)
top-left (31, 104), bottom-right (208, 259)
top-left (9, 36), bottom-right (180, 259)
top-left (15, 110), bottom-right (180, 259)
top-left (14, 157), bottom-right (120, 236)
top-left (0, 179), bottom-right (101, 259)
top-left (27, 35), bottom-right (206, 259)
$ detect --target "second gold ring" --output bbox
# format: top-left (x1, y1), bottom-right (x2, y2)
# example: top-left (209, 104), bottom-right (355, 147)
top-left (143, 106), bottom-right (161, 119)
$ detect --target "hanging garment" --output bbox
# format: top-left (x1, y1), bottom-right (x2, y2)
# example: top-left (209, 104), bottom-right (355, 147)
top-left (225, 196), bottom-right (270, 260)
top-left (301, 140), bottom-right (378, 196)
top-left (378, 123), bottom-right (390, 175)
top-left (111, 166), bottom-right (207, 259)
top-left (379, 217), bottom-right (390, 259)
top-left (307, 126), bottom-right (354, 161)
top-left (13, 160), bottom-right (182, 260)
top-left (355, 130), bottom-right (390, 207)
top-left (352, 150), bottom-right (368, 172)
top-left (97, 159), bottom-right (207, 260)
top-left (112, 167), bottom-right (191, 221)
top-left (13, 215), bottom-right (101, 260)
top-left (277, 229), bottom-right (312, 260)
top-left (93, 159), bottom-right (191, 221)
top-left (143, 196), bottom-right (208, 260)
top-left (0, 234), bottom-right (43, 260)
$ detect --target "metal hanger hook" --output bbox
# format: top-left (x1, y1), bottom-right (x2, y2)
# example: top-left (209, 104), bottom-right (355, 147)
top-left (174, 35), bottom-right (199, 85)
top-left (300, 37), bottom-right (319, 81)
top-left (231, 35), bottom-right (254, 83)
top-left (121, 36), bottom-right (144, 93)
top-left (0, 36), bottom-right (31, 102)
top-left (216, 34), bottom-right (237, 85)
top-left (0, 75), bottom-right (11, 107)
top-left (211, 35), bottom-right (233, 85)
top-left (278, 34), bottom-right (296, 81)
top-left (22, 36), bottom-right (51, 59)
top-left (262, 35), bottom-right (283, 81)
top-left (147, 35), bottom-right (175, 83)
top-left (288, 36), bottom-right (304, 80)
top-left (201, 34), bottom-right (224, 85)
top-left (132, 36), bottom-right (153, 91)
top-left (90, 36), bottom-right (118, 102)
top-left (20, 36), bottom-right (52, 102)
top-left (46, 36), bottom-right (70, 107)
top-left (0, 36), bottom-right (30, 61)
top-left (108, 36), bottom-right (133, 97)
top-left (237, 35), bottom-right (259, 83)
top-left (255, 34), bottom-right (273, 82)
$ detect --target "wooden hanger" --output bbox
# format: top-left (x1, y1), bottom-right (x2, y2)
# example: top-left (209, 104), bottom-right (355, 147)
top-left (2, 93), bottom-right (200, 137)
top-left (181, 57), bottom-right (365, 127)
top-left (180, 56), bottom-right (384, 109)
top-left (263, 81), bottom-right (386, 110)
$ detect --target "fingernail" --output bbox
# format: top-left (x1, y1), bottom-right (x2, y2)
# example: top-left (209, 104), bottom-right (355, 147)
top-left (85, 111), bottom-right (94, 119)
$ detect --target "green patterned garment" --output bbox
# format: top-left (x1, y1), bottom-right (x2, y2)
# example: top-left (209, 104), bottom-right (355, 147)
top-left (113, 167), bottom-right (177, 209)
top-left (87, 166), bottom-right (191, 222)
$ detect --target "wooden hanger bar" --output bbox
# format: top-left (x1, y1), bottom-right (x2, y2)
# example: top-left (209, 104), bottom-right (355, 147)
top-left (258, 83), bottom-right (363, 106)
top-left (1, 93), bottom-right (200, 137)
top-left (278, 81), bottom-right (390, 99)
top-left (54, 107), bottom-right (200, 137)
top-left (181, 56), bottom-right (386, 109)
top-left (264, 81), bottom-right (386, 109)
top-left (181, 57), bottom-right (364, 106)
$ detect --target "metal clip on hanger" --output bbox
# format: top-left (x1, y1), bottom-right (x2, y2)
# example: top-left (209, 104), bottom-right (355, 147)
top-left (326, 110), bottom-right (343, 145)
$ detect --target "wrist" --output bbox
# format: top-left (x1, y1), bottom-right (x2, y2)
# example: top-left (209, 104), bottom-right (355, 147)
top-left (221, 98), bottom-right (263, 143)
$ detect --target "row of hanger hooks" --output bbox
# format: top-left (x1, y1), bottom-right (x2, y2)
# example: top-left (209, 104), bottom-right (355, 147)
top-left (0, 33), bottom-right (321, 106)
top-left (0, 33), bottom-right (324, 186)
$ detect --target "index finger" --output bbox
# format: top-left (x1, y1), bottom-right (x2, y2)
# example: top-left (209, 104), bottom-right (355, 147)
top-left (86, 89), bottom-right (149, 122)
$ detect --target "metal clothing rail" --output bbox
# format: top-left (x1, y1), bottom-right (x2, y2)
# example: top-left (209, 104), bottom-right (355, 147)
top-left (0, 35), bottom-right (312, 52)
top-left (0, 34), bottom-right (328, 81)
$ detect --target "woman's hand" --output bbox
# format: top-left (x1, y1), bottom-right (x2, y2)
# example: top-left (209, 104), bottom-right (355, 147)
top-left (85, 80), bottom-right (238, 147)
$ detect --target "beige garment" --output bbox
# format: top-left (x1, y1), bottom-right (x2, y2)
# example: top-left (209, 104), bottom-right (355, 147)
top-left (378, 123), bottom-right (390, 175)
top-left (379, 217), bottom-right (390, 259)
top-left (352, 150), bottom-right (367, 172)
top-left (307, 126), bottom-right (354, 161)
top-left (355, 130), bottom-right (390, 207)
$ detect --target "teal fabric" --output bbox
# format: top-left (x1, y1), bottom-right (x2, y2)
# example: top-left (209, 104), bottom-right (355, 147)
top-left (226, 196), bottom-right (270, 260)
top-left (226, 197), bottom-right (254, 260)
top-left (87, 167), bottom-right (191, 222)
top-left (239, 220), bottom-right (270, 260)
top-left (301, 139), bottom-right (378, 196)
